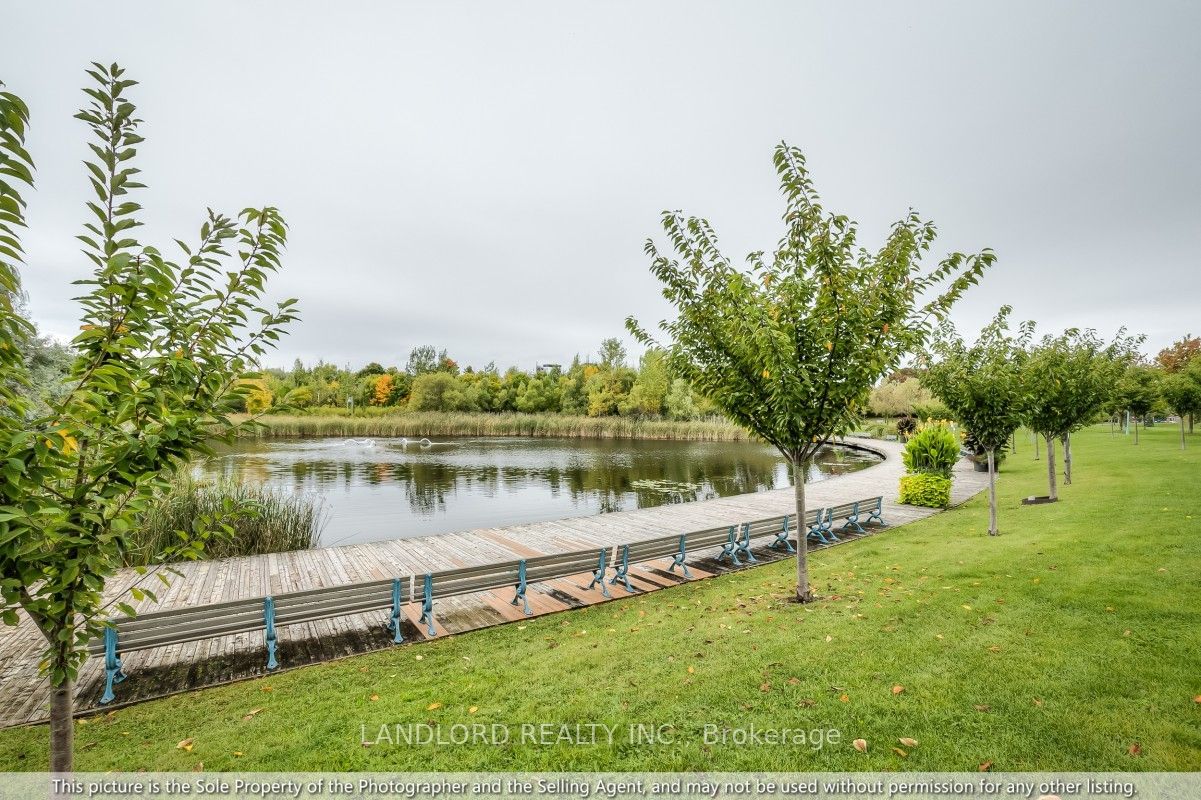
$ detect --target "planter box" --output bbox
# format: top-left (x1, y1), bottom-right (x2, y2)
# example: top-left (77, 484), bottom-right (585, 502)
top-left (1021, 495), bottom-right (1057, 505)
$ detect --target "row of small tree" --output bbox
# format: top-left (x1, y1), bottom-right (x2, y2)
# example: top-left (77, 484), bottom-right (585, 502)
top-left (921, 313), bottom-right (1145, 536)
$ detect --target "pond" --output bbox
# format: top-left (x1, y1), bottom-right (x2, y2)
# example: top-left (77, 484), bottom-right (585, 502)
top-left (196, 437), bottom-right (881, 547)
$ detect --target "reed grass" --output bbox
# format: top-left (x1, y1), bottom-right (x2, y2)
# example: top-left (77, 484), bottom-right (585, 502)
top-left (237, 411), bottom-right (752, 441)
top-left (124, 475), bottom-right (326, 566)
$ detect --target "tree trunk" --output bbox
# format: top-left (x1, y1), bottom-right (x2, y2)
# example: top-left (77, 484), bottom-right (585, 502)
top-left (987, 447), bottom-right (998, 536)
top-left (1181, 416), bottom-right (1187, 449)
top-left (1034, 433), bottom-right (1039, 461)
top-left (49, 671), bottom-right (73, 772)
top-left (1134, 418), bottom-right (1140, 445)
top-left (1045, 435), bottom-right (1058, 501)
top-left (1062, 433), bottom-right (1072, 485)
top-left (793, 458), bottom-right (813, 603)
top-left (1190, 412), bottom-right (1194, 434)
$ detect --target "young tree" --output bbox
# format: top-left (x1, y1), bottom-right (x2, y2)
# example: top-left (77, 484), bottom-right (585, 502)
top-left (1156, 334), bottom-right (1199, 433)
top-left (1161, 367), bottom-right (1201, 449)
top-left (1116, 365), bottom-right (1162, 445)
top-left (1023, 330), bottom-right (1135, 498)
top-left (922, 307), bottom-right (1031, 535)
top-left (597, 337), bottom-right (627, 369)
top-left (628, 143), bottom-right (993, 601)
top-left (0, 66), bottom-right (297, 770)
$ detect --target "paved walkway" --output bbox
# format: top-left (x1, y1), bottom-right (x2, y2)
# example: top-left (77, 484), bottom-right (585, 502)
top-left (0, 439), bottom-right (987, 727)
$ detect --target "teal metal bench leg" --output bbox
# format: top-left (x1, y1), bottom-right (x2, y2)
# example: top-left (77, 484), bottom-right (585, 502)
top-left (263, 596), bottom-right (278, 670)
top-left (771, 516), bottom-right (796, 553)
top-left (668, 534), bottom-right (693, 578)
top-left (511, 559), bottom-right (532, 615)
top-left (389, 578), bottom-right (405, 643)
top-left (734, 522), bottom-right (758, 563)
top-left (808, 510), bottom-right (833, 545)
top-left (867, 499), bottom-right (885, 526)
top-left (585, 549), bottom-right (611, 597)
top-left (418, 574), bottom-right (436, 636)
top-left (718, 525), bottom-right (742, 565)
top-left (609, 545), bottom-right (635, 593)
top-left (99, 625), bottom-right (125, 704)
top-left (841, 501), bottom-right (866, 534)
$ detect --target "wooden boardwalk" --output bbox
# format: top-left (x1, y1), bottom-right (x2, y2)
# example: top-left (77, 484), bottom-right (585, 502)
top-left (0, 439), bottom-right (987, 727)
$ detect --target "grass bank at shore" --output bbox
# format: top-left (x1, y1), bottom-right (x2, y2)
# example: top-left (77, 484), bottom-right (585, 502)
top-left (1, 425), bottom-right (1198, 770)
top-left (239, 411), bottom-right (752, 441)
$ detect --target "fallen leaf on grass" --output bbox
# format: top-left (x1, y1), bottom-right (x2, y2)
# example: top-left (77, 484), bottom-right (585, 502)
top-left (979, 760), bottom-right (993, 772)
top-left (687, 666), bottom-right (695, 674)
top-left (787, 677), bottom-right (800, 685)
top-left (369, 694), bottom-right (380, 702)
top-left (760, 682), bottom-right (772, 692)
top-left (899, 737), bottom-right (919, 747)
top-left (259, 686), bottom-right (273, 693)
top-left (241, 708), bottom-right (264, 721)
top-left (426, 702), bottom-right (441, 711)
top-left (1033, 698), bottom-right (1044, 707)
top-left (232, 752), bottom-right (243, 757)
top-left (1193, 695), bottom-right (1201, 704)
top-left (825, 635), bottom-right (833, 642)
top-left (839, 694), bottom-right (849, 703)
top-left (1128, 743), bottom-right (1142, 756)
top-left (891, 685), bottom-right (904, 695)
top-left (852, 739), bottom-right (867, 753)
top-left (414, 655), bottom-right (423, 661)
top-left (176, 738), bottom-right (194, 752)
top-left (892, 747), bottom-right (908, 758)
top-left (973, 704), bottom-right (991, 713)
top-left (468, 706), bottom-right (479, 714)
top-left (798, 699), bottom-right (816, 708)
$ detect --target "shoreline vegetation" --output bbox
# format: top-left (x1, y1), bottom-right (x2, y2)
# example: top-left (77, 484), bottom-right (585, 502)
top-left (127, 476), bottom-right (327, 566)
top-left (236, 411), bottom-right (755, 441)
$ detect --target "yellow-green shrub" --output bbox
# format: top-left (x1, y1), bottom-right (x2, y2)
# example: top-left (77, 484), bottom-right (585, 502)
top-left (899, 473), bottom-right (952, 508)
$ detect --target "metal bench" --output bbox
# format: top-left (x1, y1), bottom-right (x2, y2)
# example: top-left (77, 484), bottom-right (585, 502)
top-left (609, 533), bottom-right (689, 592)
top-left (810, 496), bottom-right (886, 541)
top-left (416, 548), bottom-right (610, 636)
top-left (87, 576), bottom-right (409, 704)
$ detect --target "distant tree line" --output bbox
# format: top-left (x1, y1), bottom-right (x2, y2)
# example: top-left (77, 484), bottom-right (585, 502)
top-left (239, 337), bottom-right (719, 420)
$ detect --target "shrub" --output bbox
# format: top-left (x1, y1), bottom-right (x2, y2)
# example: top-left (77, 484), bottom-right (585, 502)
top-left (124, 475), bottom-right (326, 566)
top-left (963, 429), bottom-right (1007, 469)
top-left (899, 473), bottom-right (952, 508)
top-left (901, 423), bottom-right (960, 478)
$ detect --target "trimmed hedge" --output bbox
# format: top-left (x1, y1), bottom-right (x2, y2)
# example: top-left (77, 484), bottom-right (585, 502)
top-left (899, 473), bottom-right (952, 508)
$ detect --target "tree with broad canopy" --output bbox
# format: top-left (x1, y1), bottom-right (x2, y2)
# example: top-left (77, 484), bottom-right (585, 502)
top-left (628, 143), bottom-right (994, 602)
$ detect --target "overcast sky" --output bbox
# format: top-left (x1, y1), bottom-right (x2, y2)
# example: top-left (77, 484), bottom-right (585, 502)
top-left (6, 1), bottom-right (1199, 370)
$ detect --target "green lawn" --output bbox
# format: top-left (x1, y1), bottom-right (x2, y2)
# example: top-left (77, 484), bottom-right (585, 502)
top-left (2, 425), bottom-right (1198, 772)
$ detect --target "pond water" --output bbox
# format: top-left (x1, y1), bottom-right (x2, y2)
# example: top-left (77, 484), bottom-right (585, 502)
top-left (196, 437), bottom-right (880, 547)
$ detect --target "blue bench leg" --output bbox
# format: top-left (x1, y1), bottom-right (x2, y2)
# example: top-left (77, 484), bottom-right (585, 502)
top-left (868, 508), bottom-right (885, 526)
top-left (99, 627), bottom-right (124, 704)
top-left (736, 525), bottom-right (759, 563)
top-left (511, 561), bottom-right (533, 615)
top-left (263, 597), bottom-right (279, 670)
top-left (418, 575), bottom-right (436, 636)
top-left (772, 531), bottom-right (796, 552)
top-left (586, 570), bottom-right (611, 597)
top-left (609, 567), bottom-right (635, 593)
top-left (585, 550), bottom-right (611, 597)
top-left (389, 578), bottom-right (405, 644)
top-left (841, 516), bottom-right (866, 534)
top-left (668, 552), bottom-right (694, 578)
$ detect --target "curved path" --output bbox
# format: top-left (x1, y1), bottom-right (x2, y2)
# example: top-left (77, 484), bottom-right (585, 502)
top-left (0, 439), bottom-right (987, 727)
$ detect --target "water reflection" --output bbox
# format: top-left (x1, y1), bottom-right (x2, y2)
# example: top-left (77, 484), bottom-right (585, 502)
top-left (197, 437), bottom-right (878, 547)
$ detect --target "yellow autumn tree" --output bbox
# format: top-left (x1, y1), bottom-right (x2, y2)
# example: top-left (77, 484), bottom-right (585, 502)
top-left (373, 373), bottom-right (395, 406)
